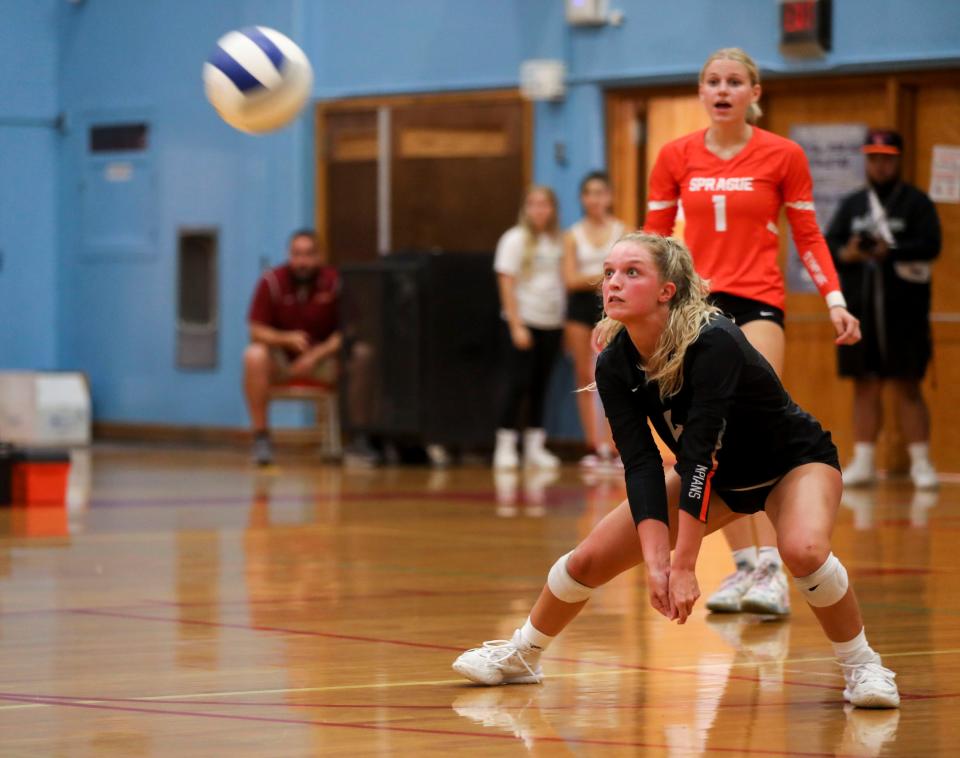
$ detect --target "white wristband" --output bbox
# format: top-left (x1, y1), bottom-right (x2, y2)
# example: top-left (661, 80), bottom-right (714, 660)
top-left (825, 291), bottom-right (847, 309)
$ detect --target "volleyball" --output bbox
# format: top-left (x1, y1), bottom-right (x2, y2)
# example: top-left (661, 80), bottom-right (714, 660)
top-left (203, 26), bottom-right (313, 134)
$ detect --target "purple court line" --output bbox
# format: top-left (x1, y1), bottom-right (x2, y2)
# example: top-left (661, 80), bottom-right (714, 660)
top-left (88, 487), bottom-right (588, 509)
top-left (68, 607), bottom-right (862, 697)
top-left (0, 692), bottom-right (861, 757)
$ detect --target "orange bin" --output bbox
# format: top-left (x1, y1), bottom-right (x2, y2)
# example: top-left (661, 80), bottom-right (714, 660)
top-left (10, 506), bottom-right (69, 537)
top-left (12, 451), bottom-right (70, 506)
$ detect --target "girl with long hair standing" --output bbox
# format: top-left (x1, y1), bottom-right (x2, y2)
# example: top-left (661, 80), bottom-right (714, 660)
top-left (492, 186), bottom-right (565, 470)
top-left (563, 171), bottom-right (625, 469)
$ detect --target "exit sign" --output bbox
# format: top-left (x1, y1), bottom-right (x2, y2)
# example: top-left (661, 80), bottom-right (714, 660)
top-left (780, 0), bottom-right (832, 58)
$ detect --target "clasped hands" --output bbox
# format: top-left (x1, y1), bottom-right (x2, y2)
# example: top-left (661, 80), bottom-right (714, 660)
top-left (646, 563), bottom-right (701, 625)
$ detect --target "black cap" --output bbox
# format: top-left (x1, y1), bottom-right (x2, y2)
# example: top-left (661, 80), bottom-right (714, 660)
top-left (862, 129), bottom-right (903, 155)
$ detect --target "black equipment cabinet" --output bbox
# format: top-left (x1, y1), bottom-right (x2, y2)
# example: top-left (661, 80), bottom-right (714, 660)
top-left (338, 252), bottom-right (501, 448)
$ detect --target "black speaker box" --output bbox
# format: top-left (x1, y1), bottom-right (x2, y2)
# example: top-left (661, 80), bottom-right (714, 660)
top-left (339, 252), bottom-right (501, 448)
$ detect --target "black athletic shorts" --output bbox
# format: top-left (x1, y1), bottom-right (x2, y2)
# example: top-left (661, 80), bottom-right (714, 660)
top-left (708, 292), bottom-right (785, 329)
top-left (566, 291), bottom-right (603, 328)
top-left (713, 443), bottom-right (841, 515)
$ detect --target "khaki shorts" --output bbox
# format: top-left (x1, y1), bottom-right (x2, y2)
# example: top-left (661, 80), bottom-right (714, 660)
top-left (270, 348), bottom-right (338, 385)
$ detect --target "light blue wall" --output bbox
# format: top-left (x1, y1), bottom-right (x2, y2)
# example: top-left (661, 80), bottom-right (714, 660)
top-left (0, 0), bottom-right (59, 370)
top-left (567, 0), bottom-right (960, 85)
top-left (57, 0), bottom-right (308, 425)
top-left (1, 0), bottom-right (957, 429)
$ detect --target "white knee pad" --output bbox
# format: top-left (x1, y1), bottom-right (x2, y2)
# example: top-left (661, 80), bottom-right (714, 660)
top-left (547, 551), bottom-right (594, 604)
top-left (793, 552), bottom-right (849, 608)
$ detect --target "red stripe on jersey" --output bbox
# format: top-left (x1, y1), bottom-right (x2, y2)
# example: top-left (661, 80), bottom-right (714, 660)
top-left (699, 468), bottom-right (714, 522)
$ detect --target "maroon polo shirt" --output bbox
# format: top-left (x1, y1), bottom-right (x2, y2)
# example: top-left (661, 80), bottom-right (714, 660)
top-left (248, 264), bottom-right (340, 353)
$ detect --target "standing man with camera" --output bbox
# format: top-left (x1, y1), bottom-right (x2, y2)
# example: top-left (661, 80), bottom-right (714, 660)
top-left (826, 129), bottom-right (942, 489)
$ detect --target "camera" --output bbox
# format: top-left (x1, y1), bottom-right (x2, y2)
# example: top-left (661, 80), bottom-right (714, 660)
top-left (858, 231), bottom-right (879, 253)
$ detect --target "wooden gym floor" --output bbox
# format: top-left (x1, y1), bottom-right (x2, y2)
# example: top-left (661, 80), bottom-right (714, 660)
top-left (0, 445), bottom-right (957, 756)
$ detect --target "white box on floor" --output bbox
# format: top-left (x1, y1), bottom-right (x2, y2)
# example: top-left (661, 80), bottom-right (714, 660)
top-left (0, 372), bottom-right (91, 446)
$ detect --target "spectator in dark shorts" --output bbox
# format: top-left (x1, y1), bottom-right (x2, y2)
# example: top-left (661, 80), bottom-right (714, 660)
top-left (826, 129), bottom-right (942, 489)
top-left (244, 229), bottom-right (341, 465)
top-left (562, 171), bottom-right (625, 469)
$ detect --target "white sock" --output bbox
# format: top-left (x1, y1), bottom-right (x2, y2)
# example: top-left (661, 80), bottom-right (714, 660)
top-left (732, 546), bottom-right (758, 571)
top-left (519, 617), bottom-right (554, 652)
top-left (907, 442), bottom-right (931, 466)
top-left (832, 628), bottom-right (877, 667)
top-left (852, 442), bottom-right (876, 467)
top-left (757, 546), bottom-right (783, 570)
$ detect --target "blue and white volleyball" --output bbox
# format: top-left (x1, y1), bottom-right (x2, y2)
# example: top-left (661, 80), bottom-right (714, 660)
top-left (203, 26), bottom-right (313, 134)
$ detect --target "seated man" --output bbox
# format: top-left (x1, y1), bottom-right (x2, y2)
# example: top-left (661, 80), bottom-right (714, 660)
top-left (244, 229), bottom-right (341, 465)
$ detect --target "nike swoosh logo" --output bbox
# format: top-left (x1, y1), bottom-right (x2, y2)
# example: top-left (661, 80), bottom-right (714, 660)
top-left (807, 584), bottom-right (820, 592)
top-left (759, 311), bottom-right (775, 317)
top-left (631, 385), bottom-right (641, 392)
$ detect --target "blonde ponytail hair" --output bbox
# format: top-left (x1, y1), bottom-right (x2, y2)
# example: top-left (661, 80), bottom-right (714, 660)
top-left (518, 185), bottom-right (559, 275)
top-left (700, 47), bottom-right (763, 125)
top-left (594, 233), bottom-right (720, 400)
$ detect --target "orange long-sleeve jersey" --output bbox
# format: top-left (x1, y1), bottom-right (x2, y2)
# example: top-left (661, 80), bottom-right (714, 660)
top-left (644, 128), bottom-right (842, 311)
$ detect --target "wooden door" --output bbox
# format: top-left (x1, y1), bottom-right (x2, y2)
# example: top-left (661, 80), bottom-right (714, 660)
top-left (391, 100), bottom-right (528, 252)
top-left (317, 92), bottom-right (531, 265)
top-left (321, 110), bottom-right (379, 264)
top-left (915, 82), bottom-right (960, 470)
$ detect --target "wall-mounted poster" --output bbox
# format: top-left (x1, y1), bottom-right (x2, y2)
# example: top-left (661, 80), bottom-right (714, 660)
top-left (786, 124), bottom-right (868, 293)
top-left (930, 145), bottom-right (960, 204)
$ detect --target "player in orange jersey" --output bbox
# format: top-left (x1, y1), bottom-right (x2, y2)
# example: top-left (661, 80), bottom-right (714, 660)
top-left (644, 48), bottom-right (859, 618)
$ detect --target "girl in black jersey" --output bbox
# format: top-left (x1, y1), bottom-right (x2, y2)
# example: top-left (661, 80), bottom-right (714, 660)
top-left (454, 232), bottom-right (899, 709)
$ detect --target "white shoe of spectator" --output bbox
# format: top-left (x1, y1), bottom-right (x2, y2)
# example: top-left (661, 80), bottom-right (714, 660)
top-left (910, 459), bottom-right (938, 490)
top-left (493, 429), bottom-right (520, 470)
top-left (426, 443), bottom-right (451, 468)
top-left (842, 456), bottom-right (877, 488)
top-left (523, 428), bottom-right (560, 469)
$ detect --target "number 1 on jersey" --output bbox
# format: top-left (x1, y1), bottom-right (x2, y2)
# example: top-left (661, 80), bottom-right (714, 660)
top-left (711, 194), bottom-right (727, 232)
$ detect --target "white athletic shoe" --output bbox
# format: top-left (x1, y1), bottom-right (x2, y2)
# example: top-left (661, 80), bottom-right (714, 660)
top-left (452, 631), bottom-right (543, 686)
top-left (740, 562), bottom-right (791, 616)
top-left (910, 459), bottom-right (939, 490)
top-left (842, 457), bottom-right (877, 487)
top-left (705, 566), bottom-right (755, 613)
top-left (841, 658), bottom-right (900, 709)
top-left (493, 429), bottom-right (520, 470)
top-left (523, 429), bottom-right (560, 470)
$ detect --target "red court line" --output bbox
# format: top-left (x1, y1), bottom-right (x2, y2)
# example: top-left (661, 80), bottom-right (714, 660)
top-left (0, 692), bottom-right (861, 757)
top-left (88, 488), bottom-right (587, 509)
top-left (72, 606), bottom-right (956, 701)
top-left (69, 608), bottom-right (466, 652)
top-left (149, 585), bottom-right (544, 609)
top-left (0, 586), bottom-right (543, 619)
top-left (853, 567), bottom-right (934, 576)
top-left (12, 692), bottom-right (833, 713)
top-left (69, 608), bottom-right (857, 696)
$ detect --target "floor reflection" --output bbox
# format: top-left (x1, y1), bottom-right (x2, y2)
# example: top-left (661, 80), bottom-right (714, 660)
top-left (492, 469), bottom-right (560, 518)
